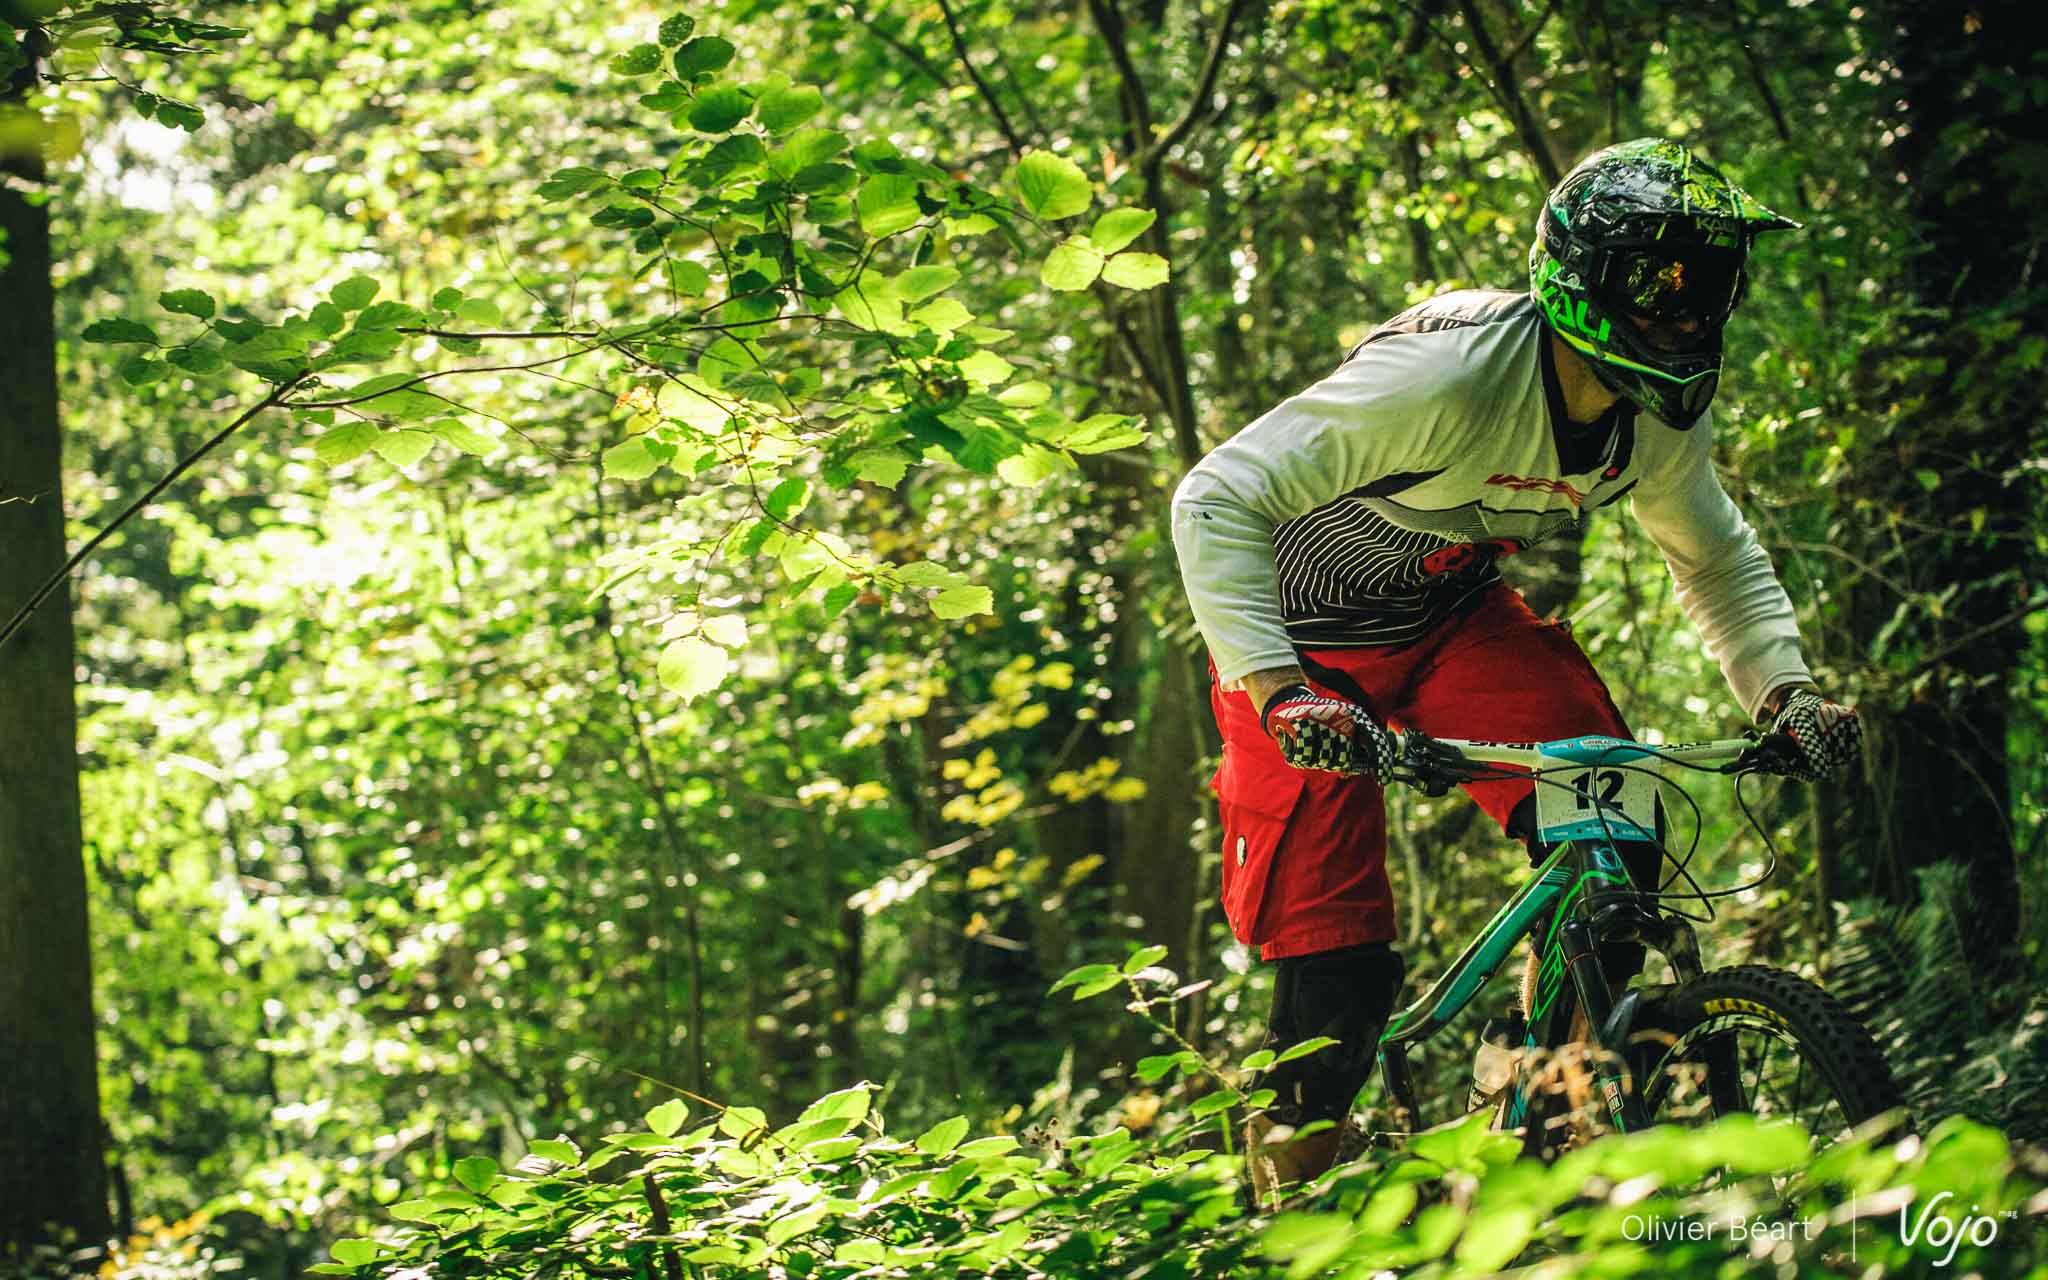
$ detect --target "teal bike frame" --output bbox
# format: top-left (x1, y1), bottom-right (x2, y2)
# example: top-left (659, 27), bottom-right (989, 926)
top-left (1371, 732), bottom-right (1756, 1141)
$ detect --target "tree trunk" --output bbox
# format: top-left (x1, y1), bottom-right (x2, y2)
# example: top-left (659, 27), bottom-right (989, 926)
top-left (1824, 0), bottom-right (2043, 980)
top-left (1, 35), bottom-right (111, 1248)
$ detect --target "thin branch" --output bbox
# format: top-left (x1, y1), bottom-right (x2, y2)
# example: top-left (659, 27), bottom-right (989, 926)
top-left (1139, 0), bottom-right (1251, 175)
top-left (0, 376), bottom-right (307, 653)
top-left (1453, 0), bottom-right (1562, 186)
top-left (846, 4), bottom-right (956, 92)
top-left (934, 0), bottom-right (1029, 154)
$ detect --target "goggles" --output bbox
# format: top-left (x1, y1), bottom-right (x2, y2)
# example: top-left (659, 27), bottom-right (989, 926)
top-left (1602, 242), bottom-right (1745, 327)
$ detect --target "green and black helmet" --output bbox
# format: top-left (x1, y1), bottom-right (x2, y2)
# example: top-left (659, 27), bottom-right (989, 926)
top-left (1529, 137), bottom-right (1798, 428)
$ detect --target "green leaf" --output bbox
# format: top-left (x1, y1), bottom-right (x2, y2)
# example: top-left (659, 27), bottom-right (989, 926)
top-left (1914, 468), bottom-right (1941, 491)
top-left (528, 1138), bottom-right (580, 1165)
top-left (313, 422), bottom-right (380, 466)
top-left (996, 381), bottom-right (1051, 408)
top-left (539, 166), bottom-right (608, 199)
top-left (668, 260), bottom-right (713, 295)
top-left (1456, 1206), bottom-right (1537, 1271)
top-left (916, 1116), bottom-right (970, 1157)
top-left (911, 298), bottom-right (973, 334)
top-left (1013, 150), bottom-right (1093, 220)
top-left (1189, 1089), bottom-right (1243, 1119)
top-left (757, 84), bottom-right (823, 133)
top-left (159, 288), bottom-right (216, 319)
top-left (432, 419), bottom-right (500, 455)
top-left (83, 318), bottom-right (159, 344)
top-left (1041, 238), bottom-right (1105, 291)
top-left (995, 443), bottom-right (1070, 488)
top-left (894, 264), bottom-right (961, 302)
top-left (452, 1156), bottom-right (498, 1193)
top-left (957, 351), bottom-right (1013, 386)
top-left (309, 301), bottom-right (346, 336)
top-left (1043, 413), bottom-right (1146, 454)
top-left (354, 301), bottom-right (420, 330)
top-left (1088, 207), bottom-right (1156, 253)
top-left (718, 1105), bottom-right (768, 1138)
top-left (432, 287), bottom-right (463, 311)
top-left (1048, 963), bottom-right (1117, 995)
top-left (657, 637), bottom-right (732, 703)
top-left (167, 345), bottom-right (225, 375)
top-left (799, 1085), bottom-right (872, 1125)
top-left (764, 477), bottom-right (812, 520)
top-left (1271, 1035), bottom-right (1341, 1066)
top-left (646, 1098), bottom-right (691, 1137)
top-left (329, 275), bottom-right (379, 311)
top-left (373, 430), bottom-right (433, 468)
top-left (1102, 251), bottom-right (1170, 290)
top-left (1122, 944), bottom-right (1168, 974)
top-left (954, 1135), bottom-right (1018, 1159)
top-left (848, 448), bottom-right (910, 487)
top-left (822, 581), bottom-right (860, 618)
top-left (329, 1239), bottom-right (378, 1267)
top-left (388, 1199), bottom-right (446, 1223)
top-left (658, 13), bottom-right (696, 45)
top-left (609, 42), bottom-right (663, 75)
top-left (603, 437), bottom-right (661, 480)
top-left (857, 174), bottom-right (922, 237)
top-left (688, 84), bottom-right (753, 133)
top-left (672, 36), bottom-right (734, 80)
top-left (456, 297), bottom-right (501, 327)
top-left (118, 355), bottom-right (169, 386)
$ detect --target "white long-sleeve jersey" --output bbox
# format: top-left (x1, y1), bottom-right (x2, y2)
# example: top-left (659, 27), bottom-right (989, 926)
top-left (1170, 289), bottom-right (1811, 722)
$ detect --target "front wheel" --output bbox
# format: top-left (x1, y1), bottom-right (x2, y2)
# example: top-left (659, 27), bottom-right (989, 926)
top-left (1628, 964), bottom-right (1909, 1145)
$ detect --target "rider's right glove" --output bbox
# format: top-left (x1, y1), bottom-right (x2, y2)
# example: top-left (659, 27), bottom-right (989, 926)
top-left (1262, 685), bottom-right (1396, 784)
top-left (1766, 687), bottom-right (1863, 782)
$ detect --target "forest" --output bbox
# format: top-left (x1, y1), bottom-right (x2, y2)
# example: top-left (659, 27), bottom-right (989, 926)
top-left (3, 0), bottom-right (2046, 1275)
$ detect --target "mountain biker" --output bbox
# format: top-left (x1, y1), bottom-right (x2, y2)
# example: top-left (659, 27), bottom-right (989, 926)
top-left (1168, 138), bottom-right (1864, 1197)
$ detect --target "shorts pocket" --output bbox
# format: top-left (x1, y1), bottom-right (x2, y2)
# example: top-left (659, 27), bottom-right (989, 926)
top-left (1216, 745), bottom-right (1306, 947)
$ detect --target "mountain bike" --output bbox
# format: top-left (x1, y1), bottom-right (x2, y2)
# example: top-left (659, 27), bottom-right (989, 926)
top-left (1367, 729), bottom-right (1907, 1158)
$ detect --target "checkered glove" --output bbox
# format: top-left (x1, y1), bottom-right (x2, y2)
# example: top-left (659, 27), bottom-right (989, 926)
top-left (1766, 688), bottom-right (1863, 782)
top-left (1262, 685), bottom-right (1396, 784)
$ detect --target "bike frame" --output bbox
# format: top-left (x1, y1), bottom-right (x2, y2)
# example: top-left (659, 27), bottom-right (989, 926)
top-left (1372, 733), bottom-right (1753, 1139)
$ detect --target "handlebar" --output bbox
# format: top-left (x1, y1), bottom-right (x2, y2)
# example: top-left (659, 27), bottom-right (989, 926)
top-left (1383, 728), bottom-right (1805, 796)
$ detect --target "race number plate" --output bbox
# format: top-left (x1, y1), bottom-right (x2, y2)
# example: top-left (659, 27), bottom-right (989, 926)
top-left (1533, 757), bottom-right (1663, 844)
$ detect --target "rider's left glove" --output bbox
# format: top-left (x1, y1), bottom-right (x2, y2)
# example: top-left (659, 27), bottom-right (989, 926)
top-left (1262, 685), bottom-right (1396, 784)
top-left (1766, 688), bottom-right (1863, 782)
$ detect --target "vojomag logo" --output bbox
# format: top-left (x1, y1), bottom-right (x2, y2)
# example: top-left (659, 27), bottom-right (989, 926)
top-left (1898, 1191), bottom-right (2006, 1267)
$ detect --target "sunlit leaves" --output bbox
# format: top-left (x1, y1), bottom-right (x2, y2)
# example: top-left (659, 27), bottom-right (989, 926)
top-left (1101, 252), bottom-right (1170, 289)
top-left (329, 275), bottom-right (379, 311)
top-left (657, 13), bottom-right (696, 45)
top-left (609, 43), bottom-right (663, 76)
top-left (602, 436), bottom-right (662, 480)
top-left (646, 1098), bottom-right (690, 1136)
top-left (672, 36), bottom-right (734, 80)
top-left (313, 421), bottom-right (380, 466)
top-left (1012, 150), bottom-right (1092, 220)
top-left (538, 166), bottom-right (607, 199)
top-left (688, 84), bottom-right (753, 133)
top-left (658, 637), bottom-right (733, 702)
top-left (857, 174), bottom-right (922, 237)
top-left (1041, 238), bottom-right (1104, 291)
top-left (756, 84), bottom-right (823, 133)
top-left (372, 430), bottom-right (434, 467)
top-left (1088, 207), bottom-right (1156, 253)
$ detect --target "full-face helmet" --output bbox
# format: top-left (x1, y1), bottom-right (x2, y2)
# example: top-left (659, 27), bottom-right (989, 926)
top-left (1529, 138), bottom-right (1798, 428)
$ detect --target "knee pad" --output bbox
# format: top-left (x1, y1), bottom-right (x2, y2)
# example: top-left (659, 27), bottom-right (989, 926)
top-left (1260, 942), bottom-right (1406, 1123)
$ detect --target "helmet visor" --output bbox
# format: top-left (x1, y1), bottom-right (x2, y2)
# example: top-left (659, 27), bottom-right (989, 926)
top-left (1604, 243), bottom-right (1744, 328)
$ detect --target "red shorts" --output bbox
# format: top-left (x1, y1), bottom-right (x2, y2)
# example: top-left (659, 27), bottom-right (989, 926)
top-left (1210, 584), bottom-right (1630, 960)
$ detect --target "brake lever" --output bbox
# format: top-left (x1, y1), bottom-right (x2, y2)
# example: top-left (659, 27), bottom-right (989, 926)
top-left (1729, 729), bottom-right (1802, 776)
top-left (1389, 729), bottom-right (1471, 797)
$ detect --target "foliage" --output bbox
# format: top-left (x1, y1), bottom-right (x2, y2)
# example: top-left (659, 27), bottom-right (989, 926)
top-left (18, 0), bottom-right (2048, 1268)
